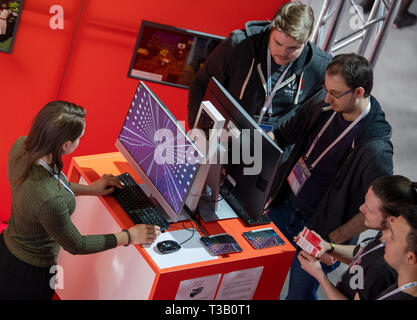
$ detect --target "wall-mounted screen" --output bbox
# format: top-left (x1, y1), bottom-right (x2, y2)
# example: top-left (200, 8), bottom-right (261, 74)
top-left (0, 0), bottom-right (24, 54)
top-left (128, 20), bottom-right (224, 89)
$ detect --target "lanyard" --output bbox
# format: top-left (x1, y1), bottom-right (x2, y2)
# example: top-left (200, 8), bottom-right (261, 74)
top-left (339, 238), bottom-right (384, 281)
top-left (304, 101), bottom-right (371, 170)
top-left (259, 48), bottom-right (293, 117)
top-left (351, 241), bottom-right (385, 266)
top-left (38, 159), bottom-right (75, 197)
top-left (377, 282), bottom-right (417, 300)
top-left (358, 242), bottom-right (385, 259)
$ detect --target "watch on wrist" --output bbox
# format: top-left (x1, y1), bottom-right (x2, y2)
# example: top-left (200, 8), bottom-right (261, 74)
top-left (122, 229), bottom-right (131, 247)
top-left (327, 239), bottom-right (335, 253)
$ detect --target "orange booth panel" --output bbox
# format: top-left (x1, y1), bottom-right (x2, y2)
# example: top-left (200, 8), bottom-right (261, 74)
top-left (56, 152), bottom-right (295, 300)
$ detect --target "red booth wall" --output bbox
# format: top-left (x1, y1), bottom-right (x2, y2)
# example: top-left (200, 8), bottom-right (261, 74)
top-left (0, 0), bottom-right (286, 222)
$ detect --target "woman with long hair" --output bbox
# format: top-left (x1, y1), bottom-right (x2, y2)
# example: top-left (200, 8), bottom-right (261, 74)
top-left (0, 101), bottom-right (160, 299)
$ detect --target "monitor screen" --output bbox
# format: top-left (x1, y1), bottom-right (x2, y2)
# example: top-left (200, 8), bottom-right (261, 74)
top-left (116, 81), bottom-right (203, 220)
top-left (127, 20), bottom-right (224, 88)
top-left (203, 77), bottom-right (283, 222)
top-left (0, 0), bottom-right (24, 54)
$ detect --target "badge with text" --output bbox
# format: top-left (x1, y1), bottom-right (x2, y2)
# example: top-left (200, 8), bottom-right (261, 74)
top-left (258, 123), bottom-right (274, 133)
top-left (253, 115), bottom-right (276, 133)
top-left (287, 157), bottom-right (311, 196)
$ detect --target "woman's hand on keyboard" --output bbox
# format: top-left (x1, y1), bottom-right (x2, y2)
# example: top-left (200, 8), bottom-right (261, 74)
top-left (90, 174), bottom-right (124, 196)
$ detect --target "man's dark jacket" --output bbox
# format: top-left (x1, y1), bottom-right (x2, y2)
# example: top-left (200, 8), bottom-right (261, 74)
top-left (188, 21), bottom-right (331, 128)
top-left (271, 89), bottom-right (394, 239)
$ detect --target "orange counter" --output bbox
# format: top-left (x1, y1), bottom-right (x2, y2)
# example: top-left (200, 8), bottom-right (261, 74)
top-left (55, 152), bottom-right (295, 300)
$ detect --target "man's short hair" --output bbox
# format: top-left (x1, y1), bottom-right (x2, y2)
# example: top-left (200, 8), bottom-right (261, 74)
top-left (270, 2), bottom-right (314, 44)
top-left (371, 175), bottom-right (417, 217)
top-left (326, 53), bottom-right (374, 97)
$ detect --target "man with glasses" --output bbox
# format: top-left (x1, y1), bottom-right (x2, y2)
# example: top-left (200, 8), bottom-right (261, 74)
top-left (267, 53), bottom-right (394, 299)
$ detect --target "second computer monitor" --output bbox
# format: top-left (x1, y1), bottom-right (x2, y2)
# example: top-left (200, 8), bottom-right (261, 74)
top-left (203, 77), bottom-right (283, 223)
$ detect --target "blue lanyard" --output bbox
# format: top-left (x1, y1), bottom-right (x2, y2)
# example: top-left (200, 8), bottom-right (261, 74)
top-left (378, 282), bottom-right (417, 300)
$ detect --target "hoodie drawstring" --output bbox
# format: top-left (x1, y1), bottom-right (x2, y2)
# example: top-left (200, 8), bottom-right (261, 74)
top-left (294, 71), bottom-right (304, 105)
top-left (239, 58), bottom-right (255, 100)
top-left (240, 59), bottom-right (301, 109)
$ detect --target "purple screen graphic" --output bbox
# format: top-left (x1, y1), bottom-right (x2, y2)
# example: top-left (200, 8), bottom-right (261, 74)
top-left (118, 83), bottom-right (200, 214)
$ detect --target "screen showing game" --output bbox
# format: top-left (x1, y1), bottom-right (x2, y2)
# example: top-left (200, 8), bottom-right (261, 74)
top-left (128, 20), bottom-right (224, 88)
top-left (0, 0), bottom-right (24, 54)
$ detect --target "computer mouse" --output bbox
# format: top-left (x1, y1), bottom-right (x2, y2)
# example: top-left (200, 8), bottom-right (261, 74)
top-left (156, 240), bottom-right (181, 254)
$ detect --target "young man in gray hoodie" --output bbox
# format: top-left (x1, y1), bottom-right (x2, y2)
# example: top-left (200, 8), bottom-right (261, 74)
top-left (188, 2), bottom-right (331, 131)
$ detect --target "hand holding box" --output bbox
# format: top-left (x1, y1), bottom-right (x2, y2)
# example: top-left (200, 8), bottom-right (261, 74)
top-left (296, 227), bottom-right (323, 258)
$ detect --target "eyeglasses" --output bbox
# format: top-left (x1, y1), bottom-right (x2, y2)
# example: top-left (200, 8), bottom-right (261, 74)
top-left (322, 85), bottom-right (355, 99)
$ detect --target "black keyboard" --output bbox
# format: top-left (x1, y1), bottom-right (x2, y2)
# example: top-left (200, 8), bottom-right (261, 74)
top-left (220, 186), bottom-right (270, 227)
top-left (112, 173), bottom-right (170, 231)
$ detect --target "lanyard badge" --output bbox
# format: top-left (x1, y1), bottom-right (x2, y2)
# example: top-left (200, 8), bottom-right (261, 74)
top-left (254, 115), bottom-right (276, 133)
top-left (258, 123), bottom-right (274, 133)
top-left (288, 101), bottom-right (371, 196)
top-left (287, 157), bottom-right (311, 196)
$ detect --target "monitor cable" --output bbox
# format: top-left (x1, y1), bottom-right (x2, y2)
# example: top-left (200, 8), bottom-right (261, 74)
top-left (167, 220), bottom-right (197, 246)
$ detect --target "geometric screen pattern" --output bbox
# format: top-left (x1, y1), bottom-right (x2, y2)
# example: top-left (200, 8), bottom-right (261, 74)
top-left (118, 83), bottom-right (200, 214)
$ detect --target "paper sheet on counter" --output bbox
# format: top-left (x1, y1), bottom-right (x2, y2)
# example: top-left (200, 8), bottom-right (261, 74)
top-left (175, 274), bottom-right (222, 300)
top-left (215, 266), bottom-right (264, 300)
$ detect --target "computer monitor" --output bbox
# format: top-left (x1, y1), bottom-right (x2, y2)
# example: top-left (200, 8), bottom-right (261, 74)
top-left (202, 77), bottom-right (283, 223)
top-left (127, 20), bottom-right (224, 89)
top-left (115, 81), bottom-right (204, 222)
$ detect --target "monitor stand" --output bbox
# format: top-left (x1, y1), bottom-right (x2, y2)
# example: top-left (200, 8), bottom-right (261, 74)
top-left (197, 194), bottom-right (238, 222)
top-left (197, 156), bottom-right (238, 222)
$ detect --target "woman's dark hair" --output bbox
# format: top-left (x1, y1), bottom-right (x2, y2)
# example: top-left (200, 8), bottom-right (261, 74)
top-left (399, 205), bottom-right (417, 255)
top-left (371, 175), bottom-right (417, 217)
top-left (15, 101), bottom-right (85, 185)
top-left (326, 53), bottom-right (373, 97)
